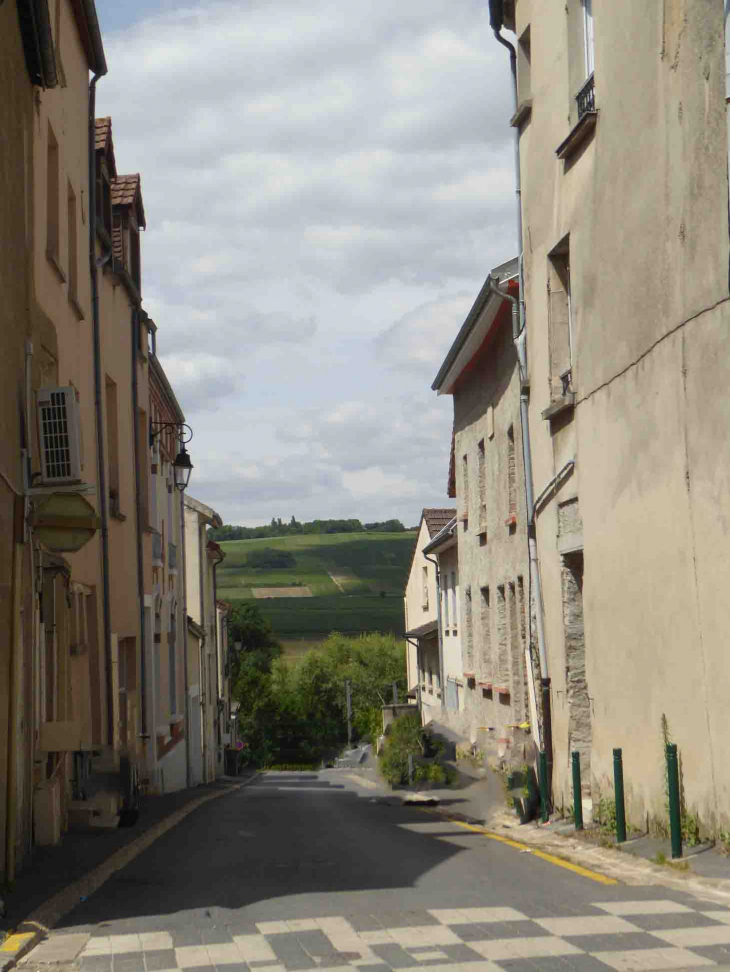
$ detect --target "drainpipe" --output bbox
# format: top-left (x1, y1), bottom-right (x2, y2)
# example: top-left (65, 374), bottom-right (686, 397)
top-left (131, 308), bottom-right (148, 754)
top-left (88, 71), bottom-right (114, 749)
top-left (423, 553), bottom-right (445, 714)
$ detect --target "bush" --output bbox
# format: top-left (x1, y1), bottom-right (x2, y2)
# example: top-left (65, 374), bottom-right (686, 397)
top-left (246, 548), bottom-right (296, 569)
top-left (379, 712), bottom-right (425, 786)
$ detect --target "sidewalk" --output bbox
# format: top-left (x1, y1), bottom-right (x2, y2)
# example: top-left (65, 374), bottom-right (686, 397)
top-left (1, 773), bottom-right (258, 970)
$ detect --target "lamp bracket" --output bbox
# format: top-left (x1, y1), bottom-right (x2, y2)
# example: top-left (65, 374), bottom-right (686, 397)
top-left (149, 421), bottom-right (193, 445)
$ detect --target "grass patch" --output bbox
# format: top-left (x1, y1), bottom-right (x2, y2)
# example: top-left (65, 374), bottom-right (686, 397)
top-left (217, 531), bottom-right (413, 646)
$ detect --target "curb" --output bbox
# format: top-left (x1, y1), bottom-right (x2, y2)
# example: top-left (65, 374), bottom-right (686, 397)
top-left (1, 774), bottom-right (260, 972)
top-left (431, 802), bottom-right (730, 906)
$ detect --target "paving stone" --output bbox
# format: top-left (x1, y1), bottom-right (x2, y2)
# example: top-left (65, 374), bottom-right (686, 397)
top-left (369, 944), bottom-right (421, 968)
top-left (144, 950), bottom-right (179, 971)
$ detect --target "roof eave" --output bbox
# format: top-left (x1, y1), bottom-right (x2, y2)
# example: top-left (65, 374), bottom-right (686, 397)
top-left (70, 0), bottom-right (107, 75)
top-left (432, 260), bottom-right (519, 395)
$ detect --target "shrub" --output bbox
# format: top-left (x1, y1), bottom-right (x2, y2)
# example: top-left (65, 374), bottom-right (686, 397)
top-left (379, 712), bottom-right (424, 786)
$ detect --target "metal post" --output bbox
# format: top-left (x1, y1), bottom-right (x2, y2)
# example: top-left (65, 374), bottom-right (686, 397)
top-left (666, 743), bottom-right (682, 859)
top-left (345, 680), bottom-right (352, 746)
top-left (571, 751), bottom-right (583, 830)
top-left (613, 748), bottom-right (627, 843)
top-left (538, 750), bottom-right (549, 822)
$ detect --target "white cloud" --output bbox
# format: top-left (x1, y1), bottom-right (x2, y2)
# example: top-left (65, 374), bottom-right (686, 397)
top-left (98, 0), bottom-right (514, 524)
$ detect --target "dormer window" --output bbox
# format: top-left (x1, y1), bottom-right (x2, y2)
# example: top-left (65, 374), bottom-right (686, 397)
top-left (95, 156), bottom-right (112, 240)
top-left (128, 218), bottom-right (141, 292)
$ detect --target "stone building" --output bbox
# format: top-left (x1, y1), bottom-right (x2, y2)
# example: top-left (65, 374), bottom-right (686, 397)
top-left (490, 0), bottom-right (730, 830)
top-left (431, 261), bottom-right (532, 758)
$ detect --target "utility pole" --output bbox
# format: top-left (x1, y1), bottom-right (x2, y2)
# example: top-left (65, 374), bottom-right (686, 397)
top-left (345, 680), bottom-right (352, 747)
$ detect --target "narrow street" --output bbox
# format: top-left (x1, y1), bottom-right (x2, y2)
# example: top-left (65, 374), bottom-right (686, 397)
top-left (19, 773), bottom-right (730, 972)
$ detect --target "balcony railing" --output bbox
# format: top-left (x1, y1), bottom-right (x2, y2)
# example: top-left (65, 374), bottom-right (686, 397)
top-left (152, 532), bottom-right (163, 566)
top-left (576, 73), bottom-right (595, 120)
top-left (168, 542), bottom-right (177, 573)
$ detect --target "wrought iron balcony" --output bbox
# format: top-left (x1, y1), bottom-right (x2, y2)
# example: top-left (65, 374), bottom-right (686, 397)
top-left (576, 73), bottom-right (595, 120)
top-left (168, 542), bottom-right (177, 573)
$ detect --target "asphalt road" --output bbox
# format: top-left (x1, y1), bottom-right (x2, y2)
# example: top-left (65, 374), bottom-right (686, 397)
top-left (28, 772), bottom-right (730, 972)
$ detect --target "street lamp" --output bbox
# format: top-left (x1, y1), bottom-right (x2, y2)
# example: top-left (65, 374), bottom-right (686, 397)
top-left (150, 421), bottom-right (194, 492)
top-left (173, 444), bottom-right (193, 492)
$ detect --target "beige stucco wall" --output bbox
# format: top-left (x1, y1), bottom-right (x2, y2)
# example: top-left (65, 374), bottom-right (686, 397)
top-left (30, 0), bottom-right (106, 750)
top-left (403, 519), bottom-right (439, 691)
top-left (515, 0), bottom-right (730, 830)
top-left (0, 6), bottom-right (34, 882)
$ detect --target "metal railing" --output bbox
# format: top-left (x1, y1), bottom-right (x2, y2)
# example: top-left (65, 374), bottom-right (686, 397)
top-left (576, 73), bottom-right (595, 120)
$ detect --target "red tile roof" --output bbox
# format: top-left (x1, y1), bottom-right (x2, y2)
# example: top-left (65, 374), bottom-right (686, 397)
top-left (404, 507), bottom-right (457, 595)
top-left (112, 173), bottom-right (141, 209)
top-left (423, 508), bottom-right (457, 539)
top-left (95, 116), bottom-right (117, 177)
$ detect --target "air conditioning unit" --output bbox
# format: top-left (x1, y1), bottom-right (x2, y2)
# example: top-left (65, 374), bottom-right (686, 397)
top-left (36, 387), bottom-right (83, 484)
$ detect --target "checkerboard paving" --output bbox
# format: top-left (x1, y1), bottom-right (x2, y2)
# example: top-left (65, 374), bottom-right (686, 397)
top-left (77, 900), bottom-right (730, 972)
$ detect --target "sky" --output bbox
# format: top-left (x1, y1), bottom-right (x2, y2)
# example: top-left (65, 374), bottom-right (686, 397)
top-left (95, 0), bottom-right (516, 528)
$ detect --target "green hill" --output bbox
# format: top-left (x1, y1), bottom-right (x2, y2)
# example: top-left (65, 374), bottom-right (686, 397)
top-left (215, 530), bottom-right (416, 658)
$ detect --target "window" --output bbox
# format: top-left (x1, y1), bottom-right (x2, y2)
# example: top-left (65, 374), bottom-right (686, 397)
top-left (478, 439), bottom-right (487, 534)
top-left (507, 425), bottom-right (517, 522)
top-left (517, 24), bottom-right (531, 104)
top-left (464, 586), bottom-right (473, 671)
top-left (96, 157), bottom-right (112, 239)
top-left (128, 220), bottom-right (141, 293)
top-left (46, 124), bottom-right (60, 266)
top-left (582, 0), bottom-right (594, 78)
top-left (480, 586), bottom-right (492, 681)
top-left (138, 409), bottom-right (150, 527)
top-left (547, 237), bottom-right (573, 401)
top-left (462, 454), bottom-right (469, 530)
top-left (67, 182), bottom-right (78, 308)
top-left (421, 565), bottom-right (429, 610)
top-left (443, 576), bottom-right (450, 629)
top-left (169, 602), bottom-right (177, 714)
top-left (496, 585), bottom-right (508, 687)
top-left (451, 572), bottom-right (458, 629)
top-left (106, 377), bottom-right (121, 515)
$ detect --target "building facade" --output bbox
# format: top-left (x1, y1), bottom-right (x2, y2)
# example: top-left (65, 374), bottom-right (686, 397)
top-left (496, 0), bottom-right (730, 831)
top-left (432, 262), bottom-right (532, 759)
top-left (404, 509), bottom-right (455, 722)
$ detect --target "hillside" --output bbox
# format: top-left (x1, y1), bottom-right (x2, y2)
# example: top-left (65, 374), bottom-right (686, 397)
top-left (215, 530), bottom-right (416, 656)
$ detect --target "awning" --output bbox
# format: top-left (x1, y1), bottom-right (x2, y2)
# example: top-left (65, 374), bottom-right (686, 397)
top-left (404, 620), bottom-right (438, 639)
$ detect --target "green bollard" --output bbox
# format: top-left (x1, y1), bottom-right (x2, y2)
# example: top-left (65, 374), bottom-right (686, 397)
top-left (538, 750), bottom-right (549, 822)
top-left (571, 751), bottom-right (583, 830)
top-left (613, 748), bottom-right (627, 843)
top-left (666, 743), bottom-right (682, 859)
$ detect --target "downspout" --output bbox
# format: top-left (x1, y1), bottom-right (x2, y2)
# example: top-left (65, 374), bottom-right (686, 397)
top-left (180, 495), bottom-right (191, 787)
top-left (131, 308), bottom-right (148, 749)
top-left (423, 553), bottom-right (445, 712)
top-left (487, 2), bottom-right (555, 798)
top-left (89, 70), bottom-right (114, 749)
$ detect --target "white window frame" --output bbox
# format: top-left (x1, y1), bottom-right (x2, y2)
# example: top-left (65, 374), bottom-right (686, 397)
top-left (582, 0), bottom-right (594, 79)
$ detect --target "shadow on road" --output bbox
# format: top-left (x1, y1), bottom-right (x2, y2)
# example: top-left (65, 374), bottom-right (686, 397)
top-left (53, 773), bottom-right (477, 930)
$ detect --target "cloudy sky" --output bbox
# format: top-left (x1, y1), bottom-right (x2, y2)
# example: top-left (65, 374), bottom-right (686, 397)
top-left (95, 0), bottom-right (516, 527)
